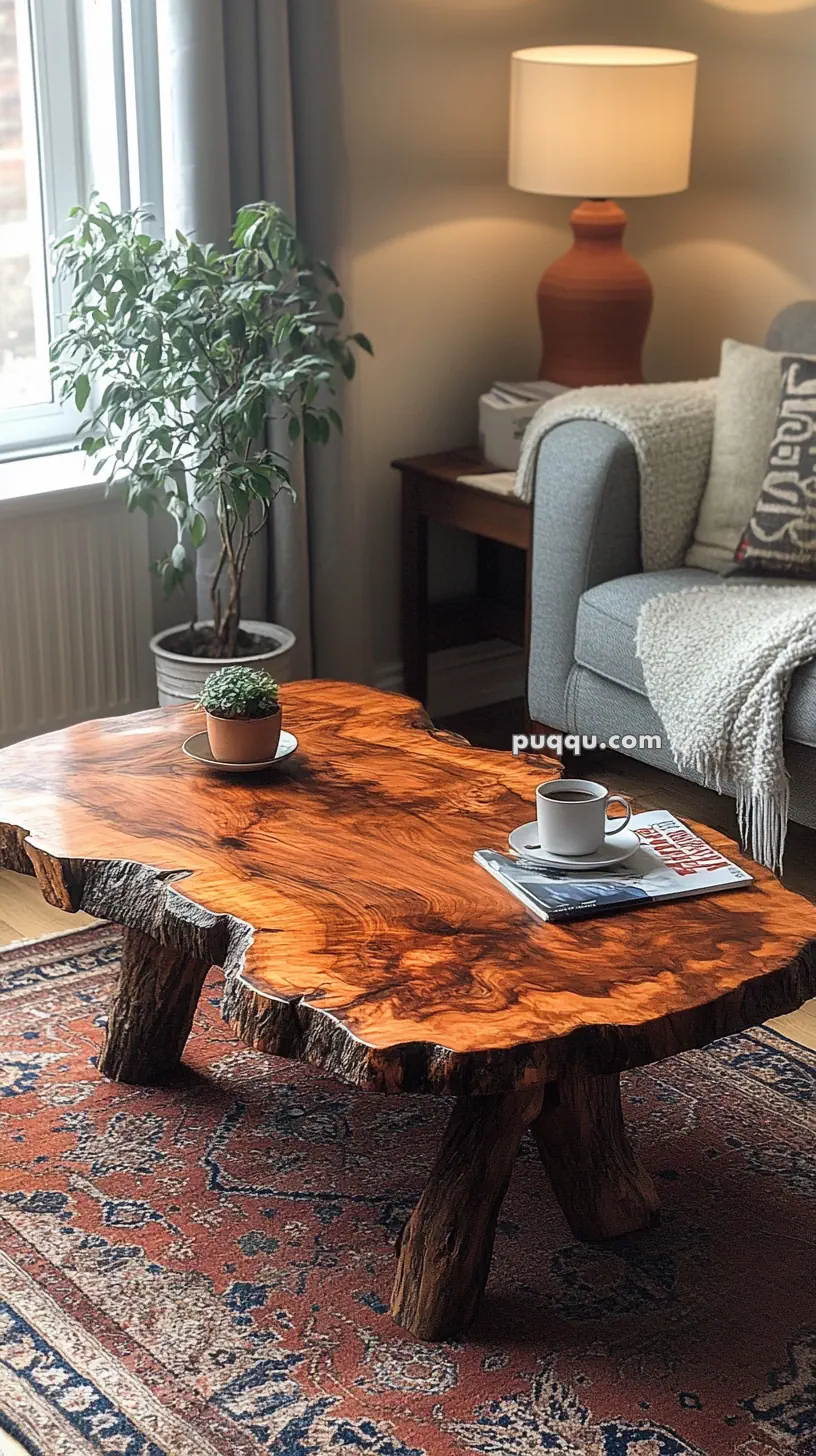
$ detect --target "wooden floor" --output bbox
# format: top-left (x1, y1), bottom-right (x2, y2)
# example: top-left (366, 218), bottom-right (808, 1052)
top-left (0, 865), bottom-right (97, 945)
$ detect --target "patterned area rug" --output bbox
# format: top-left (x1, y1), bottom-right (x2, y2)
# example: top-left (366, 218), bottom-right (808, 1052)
top-left (0, 926), bottom-right (814, 1456)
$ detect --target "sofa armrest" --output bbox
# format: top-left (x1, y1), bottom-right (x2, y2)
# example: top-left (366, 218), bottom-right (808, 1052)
top-left (527, 420), bottom-right (641, 732)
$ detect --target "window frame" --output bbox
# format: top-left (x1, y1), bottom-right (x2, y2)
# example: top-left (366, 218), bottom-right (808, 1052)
top-left (0, 0), bottom-right (87, 456)
top-left (0, 0), bottom-right (162, 461)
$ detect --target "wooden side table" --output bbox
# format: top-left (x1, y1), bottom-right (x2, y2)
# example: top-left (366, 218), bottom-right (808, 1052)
top-left (394, 448), bottom-right (533, 706)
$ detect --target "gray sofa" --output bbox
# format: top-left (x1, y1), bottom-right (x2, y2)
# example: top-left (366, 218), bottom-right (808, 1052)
top-left (527, 302), bottom-right (816, 832)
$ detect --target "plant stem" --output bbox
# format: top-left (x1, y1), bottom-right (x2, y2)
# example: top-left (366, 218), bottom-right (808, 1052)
top-left (215, 483), bottom-right (241, 657)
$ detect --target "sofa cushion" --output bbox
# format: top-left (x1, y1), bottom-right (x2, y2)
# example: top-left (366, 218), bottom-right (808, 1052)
top-left (575, 568), bottom-right (816, 750)
top-left (731, 354), bottom-right (816, 579)
top-left (685, 339), bottom-right (784, 574)
top-left (575, 569), bottom-right (714, 695)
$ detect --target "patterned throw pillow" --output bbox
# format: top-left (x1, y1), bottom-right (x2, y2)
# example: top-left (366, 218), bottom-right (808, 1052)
top-left (732, 354), bottom-right (816, 577)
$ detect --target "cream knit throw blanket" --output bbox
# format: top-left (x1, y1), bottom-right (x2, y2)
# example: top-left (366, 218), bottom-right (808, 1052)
top-left (515, 378), bottom-right (717, 570)
top-left (516, 377), bottom-right (816, 871)
top-left (636, 583), bottom-right (816, 872)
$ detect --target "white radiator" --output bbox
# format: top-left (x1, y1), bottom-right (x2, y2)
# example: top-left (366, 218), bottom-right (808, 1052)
top-left (0, 483), bottom-right (156, 748)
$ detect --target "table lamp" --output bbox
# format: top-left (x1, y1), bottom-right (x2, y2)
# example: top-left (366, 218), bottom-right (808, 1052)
top-left (509, 45), bottom-right (698, 386)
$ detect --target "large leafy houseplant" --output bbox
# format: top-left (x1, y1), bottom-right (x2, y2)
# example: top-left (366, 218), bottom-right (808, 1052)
top-left (51, 198), bottom-right (370, 658)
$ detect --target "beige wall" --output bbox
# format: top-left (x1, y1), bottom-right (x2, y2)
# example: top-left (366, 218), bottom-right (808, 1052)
top-left (612, 0), bottom-right (816, 381)
top-left (336, 0), bottom-right (591, 678)
top-left (313, 0), bottom-right (816, 682)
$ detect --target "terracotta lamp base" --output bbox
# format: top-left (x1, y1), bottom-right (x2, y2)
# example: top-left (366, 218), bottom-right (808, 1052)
top-left (537, 199), bottom-right (653, 387)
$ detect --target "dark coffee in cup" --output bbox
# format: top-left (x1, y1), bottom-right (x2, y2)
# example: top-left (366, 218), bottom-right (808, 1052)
top-left (545, 789), bottom-right (595, 803)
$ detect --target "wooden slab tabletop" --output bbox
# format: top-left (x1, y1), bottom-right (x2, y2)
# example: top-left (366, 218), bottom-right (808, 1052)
top-left (1, 682), bottom-right (815, 1095)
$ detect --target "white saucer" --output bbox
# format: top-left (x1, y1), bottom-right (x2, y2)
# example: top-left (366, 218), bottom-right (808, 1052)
top-left (508, 821), bottom-right (640, 870)
top-left (182, 729), bottom-right (298, 774)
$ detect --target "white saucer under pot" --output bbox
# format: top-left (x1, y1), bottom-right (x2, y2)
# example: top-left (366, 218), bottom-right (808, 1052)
top-left (182, 729), bottom-right (298, 774)
top-left (508, 821), bottom-right (640, 870)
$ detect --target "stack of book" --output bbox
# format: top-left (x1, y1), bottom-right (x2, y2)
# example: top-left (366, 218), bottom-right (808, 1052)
top-left (478, 379), bottom-right (569, 470)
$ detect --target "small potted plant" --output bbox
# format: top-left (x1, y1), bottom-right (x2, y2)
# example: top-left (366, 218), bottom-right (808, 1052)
top-left (198, 666), bottom-right (281, 765)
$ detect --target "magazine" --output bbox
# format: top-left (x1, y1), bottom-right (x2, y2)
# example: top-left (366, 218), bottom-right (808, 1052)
top-left (475, 809), bottom-right (752, 924)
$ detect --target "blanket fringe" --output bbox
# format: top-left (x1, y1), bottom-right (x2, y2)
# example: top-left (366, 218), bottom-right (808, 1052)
top-left (672, 748), bottom-right (788, 874)
top-left (737, 782), bottom-right (789, 877)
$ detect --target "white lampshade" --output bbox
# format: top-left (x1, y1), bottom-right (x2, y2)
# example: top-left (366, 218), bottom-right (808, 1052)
top-left (509, 45), bottom-right (697, 199)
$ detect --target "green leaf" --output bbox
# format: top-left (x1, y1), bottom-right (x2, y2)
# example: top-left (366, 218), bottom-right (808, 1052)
top-left (190, 513), bottom-right (207, 548)
top-left (328, 293), bottom-right (345, 319)
top-left (303, 412), bottom-right (322, 444)
top-left (354, 332), bottom-right (374, 355)
top-left (249, 473), bottom-right (271, 503)
top-left (288, 416), bottom-right (301, 442)
top-left (247, 395), bottom-right (265, 437)
top-left (74, 375), bottom-right (91, 411)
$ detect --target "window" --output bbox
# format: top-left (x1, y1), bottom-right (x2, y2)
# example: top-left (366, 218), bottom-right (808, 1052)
top-left (0, 0), bottom-right (161, 459)
top-left (0, 0), bottom-right (86, 453)
top-left (0, 0), bottom-right (50, 410)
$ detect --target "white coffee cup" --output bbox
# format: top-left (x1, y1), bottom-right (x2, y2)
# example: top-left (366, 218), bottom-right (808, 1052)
top-left (536, 779), bottom-right (632, 857)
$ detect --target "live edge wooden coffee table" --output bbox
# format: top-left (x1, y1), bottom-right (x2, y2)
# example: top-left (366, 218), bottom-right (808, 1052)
top-left (1, 683), bottom-right (815, 1341)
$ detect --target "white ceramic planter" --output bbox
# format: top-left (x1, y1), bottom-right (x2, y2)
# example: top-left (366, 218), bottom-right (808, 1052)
top-left (149, 620), bottom-right (297, 707)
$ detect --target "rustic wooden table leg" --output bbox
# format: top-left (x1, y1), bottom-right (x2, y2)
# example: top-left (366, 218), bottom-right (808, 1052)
top-left (97, 926), bottom-right (210, 1084)
top-left (532, 1072), bottom-right (660, 1241)
top-left (390, 1085), bottom-right (545, 1340)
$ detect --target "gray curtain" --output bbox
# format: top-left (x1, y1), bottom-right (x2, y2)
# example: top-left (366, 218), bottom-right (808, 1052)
top-left (155, 0), bottom-right (371, 682)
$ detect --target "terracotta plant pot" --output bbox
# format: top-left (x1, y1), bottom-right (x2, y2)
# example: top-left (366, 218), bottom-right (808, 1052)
top-left (205, 708), bottom-right (282, 764)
